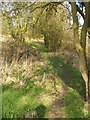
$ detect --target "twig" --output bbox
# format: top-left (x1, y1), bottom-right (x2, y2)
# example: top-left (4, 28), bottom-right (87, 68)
top-left (40, 72), bottom-right (46, 85)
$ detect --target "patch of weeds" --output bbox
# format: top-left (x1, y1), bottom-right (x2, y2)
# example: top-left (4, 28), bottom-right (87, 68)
top-left (49, 56), bottom-right (66, 80)
top-left (14, 70), bottom-right (24, 82)
top-left (0, 85), bottom-right (2, 91)
top-left (35, 104), bottom-right (47, 118)
top-left (64, 63), bottom-right (86, 99)
top-left (26, 77), bottom-right (35, 86)
top-left (29, 41), bottom-right (48, 53)
top-left (15, 71), bottom-right (37, 86)
top-left (88, 110), bottom-right (90, 118)
top-left (2, 87), bottom-right (23, 118)
top-left (3, 84), bottom-right (14, 92)
top-left (65, 90), bottom-right (85, 118)
top-left (36, 65), bottom-right (53, 76)
top-left (2, 79), bottom-right (44, 118)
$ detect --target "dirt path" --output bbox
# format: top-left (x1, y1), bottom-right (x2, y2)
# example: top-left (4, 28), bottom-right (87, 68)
top-left (46, 83), bottom-right (69, 118)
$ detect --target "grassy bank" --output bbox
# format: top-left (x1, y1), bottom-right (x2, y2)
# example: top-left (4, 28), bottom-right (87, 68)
top-left (2, 39), bottom-right (88, 118)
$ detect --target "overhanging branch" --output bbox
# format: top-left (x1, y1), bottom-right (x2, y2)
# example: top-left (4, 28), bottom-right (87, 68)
top-left (76, 4), bottom-right (85, 19)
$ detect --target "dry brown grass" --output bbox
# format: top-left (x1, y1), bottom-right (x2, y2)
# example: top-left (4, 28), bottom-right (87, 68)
top-left (1, 37), bottom-right (45, 85)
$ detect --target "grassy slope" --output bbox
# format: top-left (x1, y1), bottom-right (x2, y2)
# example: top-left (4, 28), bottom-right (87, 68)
top-left (2, 39), bottom-right (89, 118)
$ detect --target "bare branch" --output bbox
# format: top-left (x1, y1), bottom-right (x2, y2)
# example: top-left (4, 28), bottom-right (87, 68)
top-left (76, 4), bottom-right (85, 19)
top-left (30, 2), bottom-right (51, 13)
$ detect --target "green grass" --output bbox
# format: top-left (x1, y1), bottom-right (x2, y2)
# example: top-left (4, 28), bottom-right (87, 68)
top-left (35, 104), bottom-right (47, 118)
top-left (35, 64), bottom-right (53, 76)
top-left (2, 78), bottom-right (45, 118)
top-left (65, 90), bottom-right (84, 118)
top-left (27, 41), bottom-right (49, 53)
top-left (0, 85), bottom-right (2, 91)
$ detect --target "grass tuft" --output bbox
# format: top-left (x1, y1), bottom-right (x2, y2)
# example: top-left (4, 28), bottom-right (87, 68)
top-left (65, 90), bottom-right (84, 118)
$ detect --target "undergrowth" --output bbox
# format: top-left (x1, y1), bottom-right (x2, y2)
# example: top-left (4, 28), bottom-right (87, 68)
top-left (2, 39), bottom-right (88, 118)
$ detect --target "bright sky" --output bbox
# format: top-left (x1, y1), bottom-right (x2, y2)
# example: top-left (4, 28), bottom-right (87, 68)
top-left (68, 2), bottom-right (84, 26)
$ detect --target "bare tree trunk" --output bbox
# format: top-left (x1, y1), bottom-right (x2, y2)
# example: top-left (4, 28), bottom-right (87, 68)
top-left (80, 3), bottom-right (89, 100)
top-left (78, 49), bottom-right (89, 100)
top-left (71, 2), bottom-right (89, 101)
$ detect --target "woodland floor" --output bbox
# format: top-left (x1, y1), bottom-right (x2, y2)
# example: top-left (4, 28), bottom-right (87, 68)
top-left (1, 36), bottom-right (90, 118)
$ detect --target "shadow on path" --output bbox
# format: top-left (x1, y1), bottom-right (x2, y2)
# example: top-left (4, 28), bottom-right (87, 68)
top-left (49, 56), bottom-right (86, 99)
